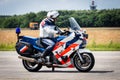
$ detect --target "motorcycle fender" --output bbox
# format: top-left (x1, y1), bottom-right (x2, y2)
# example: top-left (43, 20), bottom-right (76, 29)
top-left (78, 48), bottom-right (92, 54)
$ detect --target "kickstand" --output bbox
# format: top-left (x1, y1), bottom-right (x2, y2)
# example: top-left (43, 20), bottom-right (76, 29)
top-left (52, 66), bottom-right (55, 72)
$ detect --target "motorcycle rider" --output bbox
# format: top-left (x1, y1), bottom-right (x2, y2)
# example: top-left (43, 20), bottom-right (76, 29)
top-left (36, 10), bottom-right (61, 64)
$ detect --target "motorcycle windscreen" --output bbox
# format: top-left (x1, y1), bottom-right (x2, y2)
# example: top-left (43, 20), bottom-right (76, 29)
top-left (69, 17), bottom-right (82, 31)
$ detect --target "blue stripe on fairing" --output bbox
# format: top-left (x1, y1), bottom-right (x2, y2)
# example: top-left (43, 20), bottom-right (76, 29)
top-left (54, 36), bottom-right (66, 42)
top-left (65, 36), bottom-right (79, 48)
top-left (33, 45), bottom-right (45, 52)
top-left (21, 36), bottom-right (37, 45)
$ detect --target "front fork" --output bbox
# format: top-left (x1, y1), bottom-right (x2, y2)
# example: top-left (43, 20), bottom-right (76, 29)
top-left (77, 50), bottom-right (85, 64)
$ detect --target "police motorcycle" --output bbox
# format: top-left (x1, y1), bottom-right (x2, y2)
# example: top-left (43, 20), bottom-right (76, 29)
top-left (15, 17), bottom-right (95, 72)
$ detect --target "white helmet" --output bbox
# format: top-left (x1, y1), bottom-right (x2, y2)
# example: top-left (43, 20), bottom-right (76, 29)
top-left (47, 10), bottom-right (59, 18)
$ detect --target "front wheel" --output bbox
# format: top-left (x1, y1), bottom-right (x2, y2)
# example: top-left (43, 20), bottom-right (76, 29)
top-left (22, 60), bottom-right (42, 72)
top-left (73, 52), bottom-right (95, 72)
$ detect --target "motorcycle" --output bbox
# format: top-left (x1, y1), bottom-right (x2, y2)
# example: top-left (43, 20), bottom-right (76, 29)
top-left (15, 17), bottom-right (95, 72)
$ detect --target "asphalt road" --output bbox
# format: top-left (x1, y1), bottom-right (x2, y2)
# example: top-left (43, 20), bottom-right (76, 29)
top-left (0, 51), bottom-right (120, 80)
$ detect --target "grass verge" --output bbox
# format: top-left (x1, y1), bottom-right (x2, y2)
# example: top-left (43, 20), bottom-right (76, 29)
top-left (87, 41), bottom-right (120, 51)
top-left (0, 43), bottom-right (15, 51)
top-left (0, 42), bottom-right (120, 51)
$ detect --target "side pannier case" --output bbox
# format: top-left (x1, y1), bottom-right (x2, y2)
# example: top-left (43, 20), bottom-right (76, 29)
top-left (15, 42), bottom-right (33, 57)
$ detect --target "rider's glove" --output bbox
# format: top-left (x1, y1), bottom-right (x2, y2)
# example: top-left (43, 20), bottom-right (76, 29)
top-left (60, 32), bottom-right (65, 35)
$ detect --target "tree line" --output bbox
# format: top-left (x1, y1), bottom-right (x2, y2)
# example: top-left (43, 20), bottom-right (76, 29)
top-left (0, 9), bottom-right (120, 28)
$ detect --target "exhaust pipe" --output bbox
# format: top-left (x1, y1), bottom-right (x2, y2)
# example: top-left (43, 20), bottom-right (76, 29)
top-left (18, 56), bottom-right (38, 63)
top-left (53, 64), bottom-right (68, 68)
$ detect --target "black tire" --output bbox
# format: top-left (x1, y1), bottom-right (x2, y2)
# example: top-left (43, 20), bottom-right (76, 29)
top-left (73, 52), bottom-right (95, 72)
top-left (22, 60), bottom-right (42, 72)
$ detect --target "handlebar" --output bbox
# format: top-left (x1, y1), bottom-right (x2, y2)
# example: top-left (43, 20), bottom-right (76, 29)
top-left (59, 30), bottom-right (71, 36)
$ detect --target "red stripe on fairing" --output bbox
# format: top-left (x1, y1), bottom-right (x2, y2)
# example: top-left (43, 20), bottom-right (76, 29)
top-left (61, 44), bottom-right (79, 56)
top-left (53, 42), bottom-right (79, 67)
top-left (55, 43), bottom-right (79, 59)
top-left (53, 42), bottom-right (65, 51)
top-left (55, 54), bottom-right (60, 59)
top-left (20, 46), bottom-right (28, 53)
top-left (56, 43), bottom-right (79, 67)
top-left (68, 64), bottom-right (74, 68)
top-left (60, 58), bottom-right (74, 68)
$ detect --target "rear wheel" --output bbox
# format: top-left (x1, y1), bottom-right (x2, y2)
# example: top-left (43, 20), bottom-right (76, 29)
top-left (73, 52), bottom-right (95, 72)
top-left (22, 60), bottom-right (42, 72)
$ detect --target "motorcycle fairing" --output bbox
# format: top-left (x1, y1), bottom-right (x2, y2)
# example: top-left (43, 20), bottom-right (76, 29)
top-left (52, 32), bottom-right (82, 67)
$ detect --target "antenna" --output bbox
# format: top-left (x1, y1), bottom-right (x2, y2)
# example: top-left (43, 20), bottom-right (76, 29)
top-left (90, 0), bottom-right (97, 10)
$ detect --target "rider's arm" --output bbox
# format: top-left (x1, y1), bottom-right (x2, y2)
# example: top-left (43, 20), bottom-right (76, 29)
top-left (44, 26), bottom-right (58, 34)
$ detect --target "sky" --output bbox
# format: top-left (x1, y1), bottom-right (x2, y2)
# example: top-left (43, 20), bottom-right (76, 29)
top-left (0, 0), bottom-right (120, 15)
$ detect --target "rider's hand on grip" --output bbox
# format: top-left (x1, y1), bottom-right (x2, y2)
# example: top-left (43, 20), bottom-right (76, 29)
top-left (60, 32), bottom-right (65, 35)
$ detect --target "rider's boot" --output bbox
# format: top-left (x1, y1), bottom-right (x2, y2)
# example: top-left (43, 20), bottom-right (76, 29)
top-left (35, 46), bottom-right (52, 64)
top-left (45, 56), bottom-right (52, 65)
top-left (41, 47), bottom-right (52, 65)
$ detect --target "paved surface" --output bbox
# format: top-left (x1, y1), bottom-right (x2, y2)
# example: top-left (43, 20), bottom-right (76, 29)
top-left (0, 51), bottom-right (120, 80)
